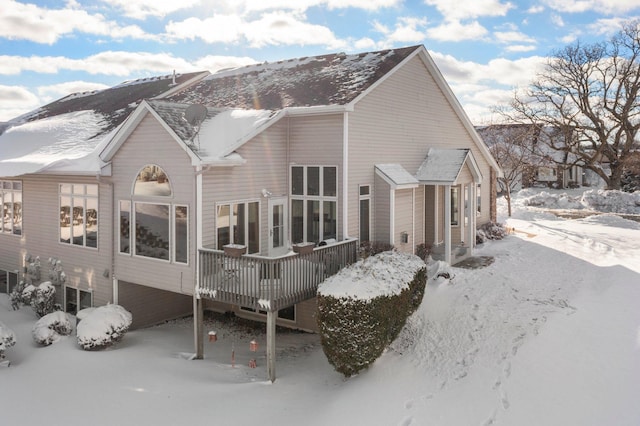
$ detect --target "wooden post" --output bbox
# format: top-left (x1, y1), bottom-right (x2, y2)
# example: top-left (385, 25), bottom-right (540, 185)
top-left (267, 310), bottom-right (276, 382)
top-left (194, 295), bottom-right (204, 360)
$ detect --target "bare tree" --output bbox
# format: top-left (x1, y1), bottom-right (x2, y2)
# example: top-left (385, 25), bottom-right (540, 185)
top-left (478, 124), bottom-right (546, 216)
top-left (505, 21), bottom-right (640, 190)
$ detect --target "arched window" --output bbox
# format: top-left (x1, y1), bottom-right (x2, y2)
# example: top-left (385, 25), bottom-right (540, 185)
top-left (119, 165), bottom-right (188, 264)
top-left (133, 165), bottom-right (171, 197)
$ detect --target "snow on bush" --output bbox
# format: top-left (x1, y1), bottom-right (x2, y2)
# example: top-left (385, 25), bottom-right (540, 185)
top-left (27, 281), bottom-right (57, 318)
top-left (476, 221), bottom-right (507, 244)
top-left (317, 251), bottom-right (426, 377)
top-left (77, 304), bottom-right (133, 350)
top-left (0, 321), bottom-right (16, 360)
top-left (32, 311), bottom-right (73, 346)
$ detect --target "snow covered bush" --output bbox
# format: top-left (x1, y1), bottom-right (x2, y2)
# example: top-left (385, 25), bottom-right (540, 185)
top-left (476, 221), bottom-right (507, 244)
top-left (358, 241), bottom-right (395, 259)
top-left (26, 281), bottom-right (57, 318)
top-left (317, 251), bottom-right (426, 377)
top-left (77, 304), bottom-right (132, 350)
top-left (32, 311), bottom-right (73, 346)
top-left (0, 321), bottom-right (16, 361)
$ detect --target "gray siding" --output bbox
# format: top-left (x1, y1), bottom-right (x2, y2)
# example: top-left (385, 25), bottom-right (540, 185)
top-left (118, 280), bottom-right (192, 329)
top-left (394, 188), bottom-right (415, 253)
top-left (0, 175), bottom-right (113, 308)
top-left (374, 174), bottom-right (390, 243)
top-left (110, 113), bottom-right (196, 298)
top-left (347, 54), bottom-right (495, 243)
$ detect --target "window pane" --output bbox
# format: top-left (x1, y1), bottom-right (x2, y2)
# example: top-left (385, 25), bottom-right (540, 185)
top-left (451, 187), bottom-right (459, 226)
top-left (72, 200), bottom-right (85, 246)
top-left (291, 200), bottom-right (304, 244)
top-left (134, 165), bottom-right (171, 196)
top-left (79, 290), bottom-right (92, 311)
top-left (291, 167), bottom-right (304, 195)
top-left (307, 167), bottom-right (320, 196)
top-left (2, 193), bottom-right (11, 234)
top-left (360, 199), bottom-right (370, 242)
top-left (248, 202), bottom-right (259, 254)
top-left (272, 204), bottom-right (284, 248)
top-left (323, 167), bottom-right (337, 197)
top-left (234, 204), bottom-right (244, 245)
top-left (307, 200), bottom-right (320, 243)
top-left (217, 205), bottom-right (230, 248)
top-left (60, 184), bottom-right (72, 194)
top-left (359, 185), bottom-right (370, 196)
top-left (119, 200), bottom-right (131, 254)
top-left (135, 203), bottom-right (170, 260)
top-left (12, 191), bottom-right (21, 235)
top-left (65, 287), bottom-right (78, 315)
top-left (60, 195), bottom-right (71, 243)
top-left (175, 206), bottom-right (188, 264)
top-left (86, 197), bottom-right (98, 248)
top-left (323, 201), bottom-right (337, 240)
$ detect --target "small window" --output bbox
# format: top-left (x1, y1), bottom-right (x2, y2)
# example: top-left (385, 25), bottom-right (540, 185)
top-left (451, 187), bottom-right (459, 226)
top-left (65, 287), bottom-right (92, 315)
top-left (134, 165), bottom-right (171, 197)
top-left (1, 180), bottom-right (22, 236)
top-left (359, 184), bottom-right (371, 243)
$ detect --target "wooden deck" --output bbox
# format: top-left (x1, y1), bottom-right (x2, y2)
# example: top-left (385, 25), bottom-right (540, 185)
top-left (198, 239), bottom-right (358, 312)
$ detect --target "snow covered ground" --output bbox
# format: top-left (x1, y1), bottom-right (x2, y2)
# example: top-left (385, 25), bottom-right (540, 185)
top-left (1, 188), bottom-right (639, 426)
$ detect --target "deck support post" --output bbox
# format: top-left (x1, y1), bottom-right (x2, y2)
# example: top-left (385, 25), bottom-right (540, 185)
top-left (194, 295), bottom-right (203, 360)
top-left (267, 310), bottom-right (276, 382)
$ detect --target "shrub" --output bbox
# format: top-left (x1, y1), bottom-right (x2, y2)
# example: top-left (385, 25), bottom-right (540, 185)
top-left (476, 221), bottom-right (507, 244)
top-left (0, 321), bottom-right (16, 361)
top-left (32, 311), bottom-right (73, 346)
top-left (358, 241), bottom-right (395, 259)
top-left (77, 304), bottom-right (132, 350)
top-left (28, 281), bottom-right (57, 318)
top-left (317, 251), bottom-right (426, 377)
top-left (415, 243), bottom-right (432, 262)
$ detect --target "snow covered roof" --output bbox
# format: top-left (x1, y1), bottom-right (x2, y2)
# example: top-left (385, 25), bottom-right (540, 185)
top-left (416, 148), bottom-right (482, 184)
top-left (375, 164), bottom-right (419, 189)
top-left (0, 71), bottom-right (208, 177)
top-left (145, 100), bottom-right (279, 163)
top-left (166, 46), bottom-right (421, 109)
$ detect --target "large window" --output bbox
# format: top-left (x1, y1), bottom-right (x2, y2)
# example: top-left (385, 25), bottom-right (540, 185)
top-left (59, 184), bottom-right (98, 248)
top-left (291, 166), bottom-right (337, 244)
top-left (120, 165), bottom-right (189, 264)
top-left (1, 180), bottom-right (22, 236)
top-left (359, 185), bottom-right (371, 243)
top-left (216, 201), bottom-right (259, 254)
top-left (0, 270), bottom-right (18, 294)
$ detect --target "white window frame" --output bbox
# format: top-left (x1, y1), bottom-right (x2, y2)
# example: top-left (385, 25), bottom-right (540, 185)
top-left (215, 199), bottom-right (261, 254)
top-left (358, 184), bottom-right (372, 243)
top-left (133, 201), bottom-right (171, 263)
top-left (290, 165), bottom-right (338, 244)
top-left (64, 286), bottom-right (93, 315)
top-left (1, 180), bottom-right (23, 236)
top-left (173, 205), bottom-right (189, 265)
top-left (451, 186), bottom-right (460, 227)
top-left (59, 183), bottom-right (98, 249)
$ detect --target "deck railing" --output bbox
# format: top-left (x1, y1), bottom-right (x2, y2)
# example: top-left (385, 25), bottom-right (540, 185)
top-left (198, 238), bottom-right (358, 312)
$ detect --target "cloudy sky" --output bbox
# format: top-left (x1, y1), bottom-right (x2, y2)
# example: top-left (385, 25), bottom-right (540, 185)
top-left (1, 0), bottom-right (639, 124)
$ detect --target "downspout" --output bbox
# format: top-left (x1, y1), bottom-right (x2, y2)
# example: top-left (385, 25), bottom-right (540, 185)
top-left (412, 187), bottom-right (415, 254)
top-left (342, 111), bottom-right (349, 240)
top-left (194, 165), bottom-right (204, 359)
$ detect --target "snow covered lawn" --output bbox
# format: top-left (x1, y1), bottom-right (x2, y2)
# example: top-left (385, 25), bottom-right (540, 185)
top-left (0, 188), bottom-right (639, 425)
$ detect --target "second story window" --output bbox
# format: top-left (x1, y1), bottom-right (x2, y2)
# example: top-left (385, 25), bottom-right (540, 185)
top-left (291, 165), bottom-right (337, 244)
top-left (60, 184), bottom-right (98, 248)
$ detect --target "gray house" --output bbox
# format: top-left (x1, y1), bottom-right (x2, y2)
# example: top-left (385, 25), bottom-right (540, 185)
top-left (1, 45), bottom-right (500, 380)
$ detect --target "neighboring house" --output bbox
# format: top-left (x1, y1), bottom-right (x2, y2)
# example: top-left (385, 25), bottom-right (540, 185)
top-left (477, 124), bottom-right (583, 192)
top-left (0, 45), bottom-right (501, 380)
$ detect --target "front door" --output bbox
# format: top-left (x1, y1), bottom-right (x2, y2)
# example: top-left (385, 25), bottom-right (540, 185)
top-left (268, 197), bottom-right (288, 256)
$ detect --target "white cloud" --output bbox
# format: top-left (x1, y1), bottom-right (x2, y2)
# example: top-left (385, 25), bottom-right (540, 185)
top-left (243, 11), bottom-right (341, 48)
top-left (374, 17), bottom-right (428, 44)
top-left (542, 0), bottom-right (640, 14)
top-left (237, 0), bottom-right (400, 13)
top-left (427, 20), bottom-right (489, 42)
top-left (504, 44), bottom-right (538, 53)
top-left (0, 52), bottom-right (198, 77)
top-left (495, 30), bottom-right (536, 44)
top-left (194, 56), bottom-right (258, 73)
top-left (37, 81), bottom-right (110, 101)
top-left (100, 0), bottom-right (202, 19)
top-left (551, 14), bottom-right (565, 27)
top-left (527, 5), bottom-right (545, 13)
top-left (424, 0), bottom-right (514, 20)
top-left (0, 85), bottom-right (40, 122)
top-left (0, 0), bottom-right (153, 44)
top-left (166, 15), bottom-right (244, 43)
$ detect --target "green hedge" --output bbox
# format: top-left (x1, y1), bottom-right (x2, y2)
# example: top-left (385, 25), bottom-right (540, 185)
top-left (317, 253), bottom-right (426, 377)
